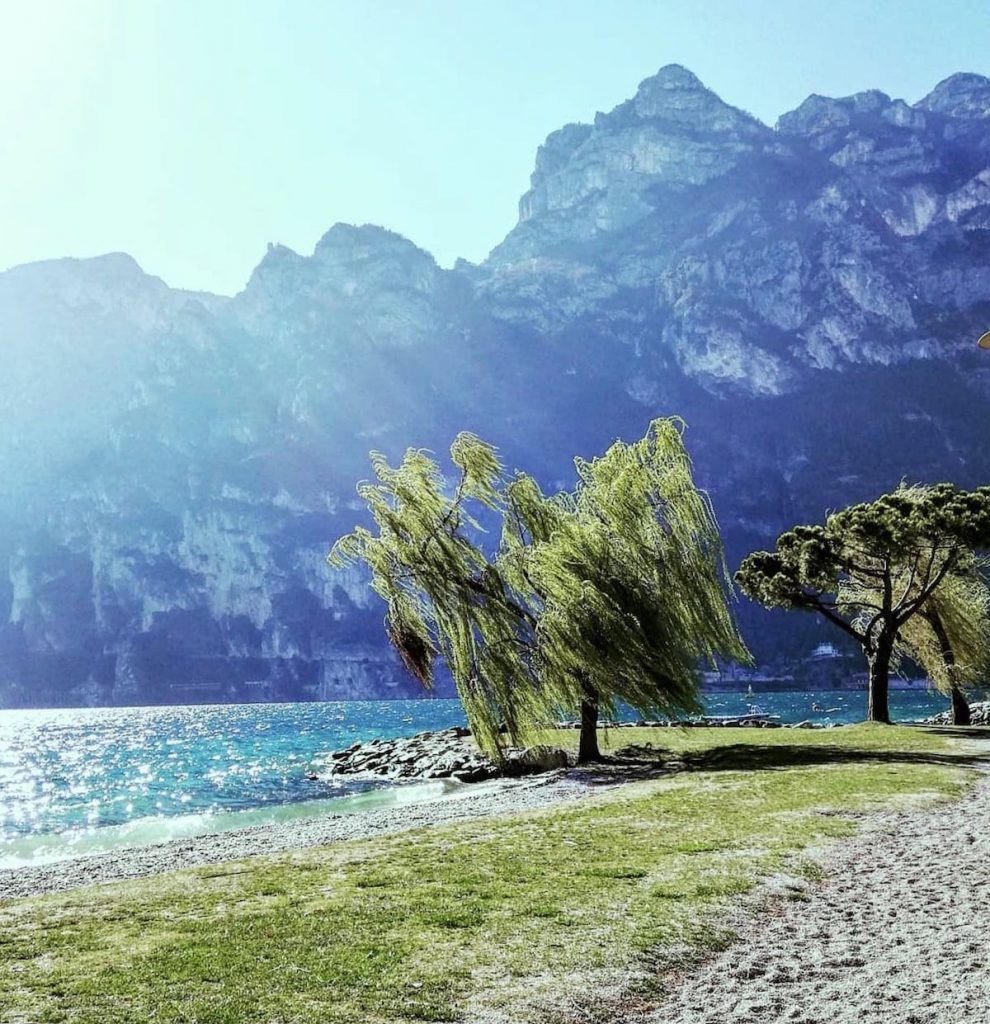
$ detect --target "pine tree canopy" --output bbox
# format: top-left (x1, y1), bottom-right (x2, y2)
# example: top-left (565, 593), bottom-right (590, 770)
top-left (736, 482), bottom-right (990, 722)
top-left (330, 419), bottom-right (749, 756)
top-left (737, 484), bottom-right (990, 637)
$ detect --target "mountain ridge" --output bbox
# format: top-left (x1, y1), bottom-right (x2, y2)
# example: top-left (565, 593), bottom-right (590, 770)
top-left (1, 66), bottom-right (989, 707)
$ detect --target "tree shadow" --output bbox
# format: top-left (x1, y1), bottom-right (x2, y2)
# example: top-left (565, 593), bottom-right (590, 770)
top-left (578, 726), bottom-right (990, 780)
top-left (921, 726), bottom-right (990, 742)
top-left (676, 744), bottom-right (988, 774)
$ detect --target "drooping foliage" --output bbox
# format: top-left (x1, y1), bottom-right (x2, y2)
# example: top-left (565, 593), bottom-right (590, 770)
top-left (737, 483), bottom-right (990, 723)
top-left (840, 550), bottom-right (990, 715)
top-left (328, 434), bottom-right (538, 754)
top-left (500, 419), bottom-right (749, 733)
top-left (331, 419), bottom-right (749, 758)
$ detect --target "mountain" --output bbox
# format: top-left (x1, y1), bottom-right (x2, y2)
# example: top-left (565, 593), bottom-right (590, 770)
top-left (3, 66), bottom-right (990, 707)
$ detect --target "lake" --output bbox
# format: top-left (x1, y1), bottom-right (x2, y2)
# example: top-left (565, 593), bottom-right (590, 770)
top-left (0, 690), bottom-right (955, 867)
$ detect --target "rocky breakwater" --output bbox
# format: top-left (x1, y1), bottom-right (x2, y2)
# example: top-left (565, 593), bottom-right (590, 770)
top-left (311, 727), bottom-right (570, 785)
top-left (926, 700), bottom-right (990, 725)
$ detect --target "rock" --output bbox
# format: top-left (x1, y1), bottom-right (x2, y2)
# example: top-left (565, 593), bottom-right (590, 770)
top-left (503, 745), bottom-right (570, 777)
top-left (453, 765), bottom-right (498, 783)
top-left (314, 727), bottom-right (509, 783)
top-left (926, 700), bottom-right (990, 726)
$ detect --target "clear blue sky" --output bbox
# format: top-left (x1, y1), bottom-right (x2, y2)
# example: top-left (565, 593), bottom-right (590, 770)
top-left (1, 0), bottom-right (988, 294)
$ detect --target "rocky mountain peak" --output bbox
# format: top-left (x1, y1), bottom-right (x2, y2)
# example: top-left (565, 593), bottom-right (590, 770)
top-left (234, 223), bottom-right (444, 344)
top-left (1, 251), bottom-right (147, 293)
top-left (241, 224), bottom-right (437, 297)
top-left (0, 252), bottom-right (186, 335)
top-left (629, 64), bottom-right (764, 132)
top-left (915, 72), bottom-right (990, 118)
top-left (312, 222), bottom-right (431, 266)
top-left (495, 67), bottom-right (771, 265)
top-left (312, 225), bottom-right (440, 304)
top-left (776, 89), bottom-right (901, 136)
top-left (639, 62), bottom-right (704, 89)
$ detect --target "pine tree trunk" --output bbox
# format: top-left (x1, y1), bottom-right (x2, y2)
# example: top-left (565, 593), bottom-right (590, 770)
top-left (865, 637), bottom-right (892, 724)
top-left (950, 684), bottom-right (972, 726)
top-left (578, 694), bottom-right (602, 763)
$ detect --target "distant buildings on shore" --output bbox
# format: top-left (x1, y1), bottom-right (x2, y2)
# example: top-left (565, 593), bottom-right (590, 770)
top-left (703, 643), bottom-right (930, 692)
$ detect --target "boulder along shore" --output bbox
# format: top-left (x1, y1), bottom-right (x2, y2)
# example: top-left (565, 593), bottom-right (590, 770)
top-left (926, 699), bottom-right (990, 725)
top-left (309, 727), bottom-right (568, 784)
top-left (309, 720), bottom-right (838, 786)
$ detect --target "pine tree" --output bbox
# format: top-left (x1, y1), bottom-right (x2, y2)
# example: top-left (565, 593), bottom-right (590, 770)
top-left (737, 484), bottom-right (990, 723)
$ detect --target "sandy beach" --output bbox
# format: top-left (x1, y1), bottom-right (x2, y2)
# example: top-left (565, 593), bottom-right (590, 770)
top-left (634, 741), bottom-right (990, 1024)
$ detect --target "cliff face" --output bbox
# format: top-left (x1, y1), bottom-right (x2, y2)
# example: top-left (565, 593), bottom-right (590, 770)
top-left (3, 66), bottom-right (990, 707)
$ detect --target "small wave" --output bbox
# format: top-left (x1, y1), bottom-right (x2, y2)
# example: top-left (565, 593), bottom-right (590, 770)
top-left (0, 777), bottom-right (500, 870)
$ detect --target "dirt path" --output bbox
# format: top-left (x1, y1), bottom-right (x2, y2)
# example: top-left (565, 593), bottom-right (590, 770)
top-left (637, 740), bottom-right (990, 1024)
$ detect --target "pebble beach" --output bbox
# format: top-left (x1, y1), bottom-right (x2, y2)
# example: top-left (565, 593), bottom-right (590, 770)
top-left (0, 770), bottom-right (585, 901)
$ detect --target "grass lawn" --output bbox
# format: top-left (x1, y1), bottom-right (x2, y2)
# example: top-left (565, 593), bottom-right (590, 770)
top-left (0, 725), bottom-right (982, 1024)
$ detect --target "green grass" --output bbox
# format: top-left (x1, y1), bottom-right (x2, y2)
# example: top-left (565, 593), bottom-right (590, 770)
top-left (0, 725), bottom-right (982, 1024)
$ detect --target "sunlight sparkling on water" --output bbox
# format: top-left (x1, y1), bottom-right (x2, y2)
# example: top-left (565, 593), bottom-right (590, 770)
top-left (0, 700), bottom-right (469, 857)
top-left (0, 691), bottom-right (956, 866)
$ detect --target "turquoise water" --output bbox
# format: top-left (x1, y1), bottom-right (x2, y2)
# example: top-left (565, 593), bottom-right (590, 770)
top-left (0, 690), bottom-right (959, 867)
top-left (694, 688), bottom-right (958, 725)
top-left (0, 700), bottom-right (468, 866)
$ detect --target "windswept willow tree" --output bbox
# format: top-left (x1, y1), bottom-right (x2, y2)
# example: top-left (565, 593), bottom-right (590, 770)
top-left (328, 434), bottom-right (538, 755)
top-left (842, 554), bottom-right (990, 726)
top-left (330, 419), bottom-right (749, 762)
top-left (500, 419), bottom-right (750, 761)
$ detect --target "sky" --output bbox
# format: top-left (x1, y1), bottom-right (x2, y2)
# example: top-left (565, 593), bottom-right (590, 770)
top-left (1, 0), bottom-right (988, 295)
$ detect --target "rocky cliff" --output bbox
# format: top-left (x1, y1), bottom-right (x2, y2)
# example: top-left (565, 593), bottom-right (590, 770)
top-left (2, 66), bottom-right (990, 707)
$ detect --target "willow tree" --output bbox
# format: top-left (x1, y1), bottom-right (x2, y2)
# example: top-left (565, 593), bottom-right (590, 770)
top-left (737, 484), bottom-right (990, 723)
top-left (328, 434), bottom-right (538, 755)
top-left (499, 419), bottom-right (749, 761)
top-left (330, 418), bottom-right (749, 762)
top-left (843, 556), bottom-right (990, 726)
top-left (907, 565), bottom-right (990, 725)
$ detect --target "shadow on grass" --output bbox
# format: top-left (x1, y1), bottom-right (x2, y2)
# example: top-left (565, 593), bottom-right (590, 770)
top-left (922, 726), bottom-right (990, 741)
top-left (675, 743), bottom-right (989, 775)
top-left (569, 726), bottom-right (990, 783)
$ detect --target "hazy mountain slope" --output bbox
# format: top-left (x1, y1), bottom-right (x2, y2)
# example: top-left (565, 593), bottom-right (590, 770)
top-left (2, 66), bottom-right (989, 706)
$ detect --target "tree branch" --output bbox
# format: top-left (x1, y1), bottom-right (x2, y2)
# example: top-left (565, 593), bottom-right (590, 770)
top-left (805, 596), bottom-right (864, 641)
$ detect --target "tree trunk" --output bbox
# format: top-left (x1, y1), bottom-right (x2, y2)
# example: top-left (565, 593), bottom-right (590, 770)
top-left (865, 636), bottom-right (893, 724)
top-left (577, 693), bottom-right (602, 763)
top-left (950, 684), bottom-right (972, 726)
top-left (927, 608), bottom-right (971, 726)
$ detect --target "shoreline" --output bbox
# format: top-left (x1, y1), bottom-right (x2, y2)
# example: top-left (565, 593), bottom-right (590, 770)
top-left (3, 720), bottom-right (981, 903)
top-left (0, 769), bottom-right (597, 902)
